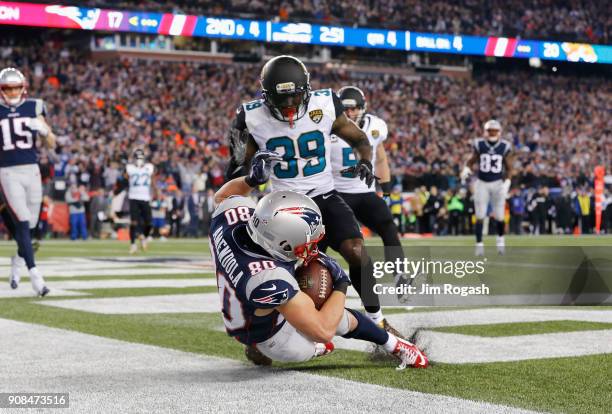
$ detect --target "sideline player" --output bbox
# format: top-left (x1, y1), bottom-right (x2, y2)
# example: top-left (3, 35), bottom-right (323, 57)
top-left (211, 151), bottom-right (428, 369)
top-left (230, 55), bottom-right (401, 335)
top-left (123, 149), bottom-right (154, 254)
top-left (0, 68), bottom-right (54, 295)
top-left (461, 119), bottom-right (513, 256)
top-left (330, 86), bottom-right (411, 294)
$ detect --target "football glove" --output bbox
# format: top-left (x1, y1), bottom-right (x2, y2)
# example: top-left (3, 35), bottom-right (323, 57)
top-left (341, 159), bottom-right (377, 188)
top-left (25, 117), bottom-right (50, 137)
top-left (317, 252), bottom-right (351, 294)
top-left (460, 165), bottom-right (472, 181)
top-left (245, 150), bottom-right (282, 187)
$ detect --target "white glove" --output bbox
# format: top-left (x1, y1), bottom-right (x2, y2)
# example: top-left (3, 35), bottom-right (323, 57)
top-left (460, 165), bottom-right (472, 181)
top-left (502, 178), bottom-right (511, 194)
top-left (26, 118), bottom-right (50, 137)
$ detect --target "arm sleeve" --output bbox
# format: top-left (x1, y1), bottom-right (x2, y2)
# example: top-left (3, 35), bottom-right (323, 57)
top-left (246, 267), bottom-right (300, 309)
top-left (379, 118), bottom-right (389, 142)
top-left (35, 99), bottom-right (47, 117)
top-left (212, 195), bottom-right (256, 218)
top-left (332, 92), bottom-right (345, 119)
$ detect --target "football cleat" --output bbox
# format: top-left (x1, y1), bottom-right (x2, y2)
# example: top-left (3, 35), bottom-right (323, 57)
top-left (475, 242), bottom-right (484, 257)
top-left (244, 345), bottom-right (272, 366)
top-left (496, 236), bottom-right (505, 255)
top-left (392, 337), bottom-right (428, 370)
top-left (314, 342), bottom-right (334, 358)
top-left (129, 243), bottom-right (138, 254)
top-left (379, 318), bottom-right (406, 340)
top-left (39, 286), bottom-right (50, 297)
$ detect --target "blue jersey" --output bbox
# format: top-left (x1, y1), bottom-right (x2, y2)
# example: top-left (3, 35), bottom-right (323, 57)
top-left (0, 99), bottom-right (46, 168)
top-left (473, 138), bottom-right (512, 182)
top-left (209, 196), bottom-right (300, 345)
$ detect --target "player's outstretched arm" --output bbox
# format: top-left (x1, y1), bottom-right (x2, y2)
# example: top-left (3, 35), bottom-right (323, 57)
top-left (461, 149), bottom-right (479, 181)
top-left (278, 290), bottom-right (346, 343)
top-left (214, 177), bottom-right (253, 205)
top-left (332, 113), bottom-right (372, 162)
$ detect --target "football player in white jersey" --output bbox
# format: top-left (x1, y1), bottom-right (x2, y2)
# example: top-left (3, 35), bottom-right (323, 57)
top-left (331, 86), bottom-right (410, 299)
top-left (461, 119), bottom-right (514, 256)
top-left (211, 150), bottom-right (428, 369)
top-left (0, 68), bottom-right (54, 296)
top-left (124, 149), bottom-right (154, 254)
top-left (230, 56), bottom-right (401, 336)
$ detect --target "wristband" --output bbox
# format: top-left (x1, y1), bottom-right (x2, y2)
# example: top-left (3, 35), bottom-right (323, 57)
top-left (333, 281), bottom-right (349, 295)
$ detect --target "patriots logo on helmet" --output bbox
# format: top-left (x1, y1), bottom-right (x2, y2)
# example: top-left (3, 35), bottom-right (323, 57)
top-left (44, 5), bottom-right (101, 30)
top-left (252, 288), bottom-right (289, 306)
top-left (277, 207), bottom-right (322, 233)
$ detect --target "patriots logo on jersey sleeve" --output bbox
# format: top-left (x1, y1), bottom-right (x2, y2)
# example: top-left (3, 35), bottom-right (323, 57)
top-left (252, 288), bottom-right (289, 306)
top-left (277, 207), bottom-right (322, 233)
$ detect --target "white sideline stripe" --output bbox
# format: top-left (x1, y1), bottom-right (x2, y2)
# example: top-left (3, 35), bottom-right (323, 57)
top-left (29, 268), bottom-right (209, 277)
top-left (0, 288), bottom-right (85, 298)
top-left (0, 318), bottom-right (536, 414)
top-left (38, 293), bottom-right (364, 314)
top-left (332, 308), bottom-right (612, 362)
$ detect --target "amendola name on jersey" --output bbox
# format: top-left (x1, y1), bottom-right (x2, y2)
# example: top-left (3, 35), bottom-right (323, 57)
top-left (331, 113), bottom-right (388, 194)
top-left (242, 88), bottom-right (344, 197)
top-left (126, 163), bottom-right (154, 201)
top-left (0, 98), bottom-right (46, 168)
top-left (209, 196), bottom-right (300, 345)
top-left (473, 138), bottom-right (512, 182)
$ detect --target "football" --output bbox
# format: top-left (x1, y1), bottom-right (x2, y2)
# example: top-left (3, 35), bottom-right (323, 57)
top-left (295, 260), bottom-right (333, 310)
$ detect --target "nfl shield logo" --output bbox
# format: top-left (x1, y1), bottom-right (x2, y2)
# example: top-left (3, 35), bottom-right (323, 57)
top-left (309, 109), bottom-right (323, 123)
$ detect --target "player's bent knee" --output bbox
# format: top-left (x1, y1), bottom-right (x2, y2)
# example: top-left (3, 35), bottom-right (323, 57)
top-left (335, 309), bottom-right (353, 336)
top-left (339, 238), bottom-right (365, 264)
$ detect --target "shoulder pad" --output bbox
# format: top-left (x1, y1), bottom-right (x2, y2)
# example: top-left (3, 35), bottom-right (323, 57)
top-left (213, 196), bottom-right (256, 218)
top-left (33, 99), bottom-right (47, 117)
top-left (246, 267), bottom-right (299, 309)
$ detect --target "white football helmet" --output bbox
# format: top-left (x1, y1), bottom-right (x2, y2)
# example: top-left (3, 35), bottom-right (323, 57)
top-left (0, 67), bottom-right (27, 106)
top-left (247, 191), bottom-right (325, 263)
top-left (134, 149), bottom-right (146, 167)
top-left (484, 119), bottom-right (502, 142)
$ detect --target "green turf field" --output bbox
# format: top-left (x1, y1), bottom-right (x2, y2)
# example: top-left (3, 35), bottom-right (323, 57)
top-left (1, 236), bottom-right (611, 413)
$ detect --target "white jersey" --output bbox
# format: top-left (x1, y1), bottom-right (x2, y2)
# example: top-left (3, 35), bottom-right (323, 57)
top-left (126, 163), bottom-right (154, 201)
top-left (244, 88), bottom-right (340, 197)
top-left (331, 113), bottom-right (388, 194)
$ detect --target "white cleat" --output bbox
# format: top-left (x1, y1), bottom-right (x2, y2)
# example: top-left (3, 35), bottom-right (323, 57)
top-left (496, 236), bottom-right (505, 255)
top-left (475, 242), bottom-right (484, 257)
top-left (314, 342), bottom-right (334, 358)
top-left (129, 243), bottom-right (138, 254)
top-left (28, 267), bottom-right (49, 296)
top-left (9, 255), bottom-right (23, 289)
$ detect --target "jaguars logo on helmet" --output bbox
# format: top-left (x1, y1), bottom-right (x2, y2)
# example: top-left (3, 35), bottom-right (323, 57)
top-left (260, 55), bottom-right (311, 127)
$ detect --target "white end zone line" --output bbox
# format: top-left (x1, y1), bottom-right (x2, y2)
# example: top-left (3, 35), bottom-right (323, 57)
top-left (0, 318), bottom-right (538, 414)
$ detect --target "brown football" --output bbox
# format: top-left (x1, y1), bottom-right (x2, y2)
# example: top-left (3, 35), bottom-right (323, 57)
top-left (295, 260), bottom-right (333, 310)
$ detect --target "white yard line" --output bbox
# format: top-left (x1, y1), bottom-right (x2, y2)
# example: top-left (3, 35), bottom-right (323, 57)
top-left (0, 318), bottom-right (537, 414)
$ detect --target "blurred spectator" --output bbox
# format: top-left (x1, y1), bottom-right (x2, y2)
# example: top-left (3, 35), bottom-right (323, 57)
top-left (65, 184), bottom-right (90, 240)
top-left (509, 188), bottom-right (526, 234)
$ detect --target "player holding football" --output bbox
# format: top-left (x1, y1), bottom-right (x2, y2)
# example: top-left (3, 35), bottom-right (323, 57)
top-left (330, 86), bottom-right (410, 292)
top-left (0, 67), bottom-right (54, 295)
top-left (461, 119), bottom-right (513, 256)
top-left (229, 56), bottom-right (401, 336)
top-left (123, 149), bottom-right (154, 254)
top-left (212, 150), bottom-right (428, 369)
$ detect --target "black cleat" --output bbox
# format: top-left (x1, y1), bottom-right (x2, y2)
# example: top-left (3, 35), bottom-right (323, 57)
top-left (39, 286), bottom-right (50, 297)
top-left (244, 345), bottom-right (272, 366)
top-left (9, 279), bottom-right (18, 290)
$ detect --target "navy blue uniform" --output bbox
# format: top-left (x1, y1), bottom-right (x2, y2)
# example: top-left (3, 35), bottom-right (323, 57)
top-left (473, 138), bottom-right (511, 182)
top-left (210, 196), bottom-right (300, 345)
top-left (0, 99), bottom-right (45, 167)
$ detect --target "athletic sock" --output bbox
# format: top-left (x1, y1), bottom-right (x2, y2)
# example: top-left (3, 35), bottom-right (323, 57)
top-left (383, 334), bottom-right (399, 352)
top-left (129, 224), bottom-right (137, 244)
top-left (366, 310), bottom-right (384, 325)
top-left (475, 221), bottom-right (483, 243)
top-left (342, 309), bottom-right (389, 345)
top-left (15, 221), bottom-right (35, 269)
top-left (497, 219), bottom-right (505, 237)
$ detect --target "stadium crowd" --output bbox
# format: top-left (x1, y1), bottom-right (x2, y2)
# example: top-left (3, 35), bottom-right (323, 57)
top-left (1, 40), bottom-right (610, 238)
top-left (38, 0), bottom-right (611, 43)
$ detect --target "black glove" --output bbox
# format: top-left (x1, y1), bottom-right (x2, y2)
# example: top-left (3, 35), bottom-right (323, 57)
top-left (317, 252), bottom-right (351, 294)
top-left (245, 150), bottom-right (282, 187)
top-left (340, 159), bottom-right (377, 188)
